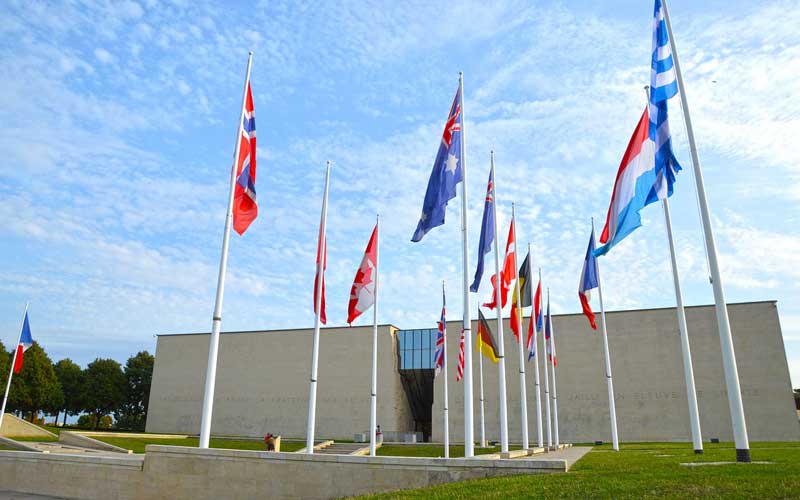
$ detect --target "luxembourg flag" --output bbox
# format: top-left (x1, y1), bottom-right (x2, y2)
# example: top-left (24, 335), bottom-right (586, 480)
top-left (594, 107), bottom-right (656, 256)
top-left (13, 312), bottom-right (33, 373)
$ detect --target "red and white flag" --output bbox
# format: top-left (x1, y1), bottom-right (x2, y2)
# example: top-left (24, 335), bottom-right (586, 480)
top-left (483, 218), bottom-right (516, 310)
top-left (232, 80), bottom-right (258, 235)
top-left (456, 329), bottom-right (465, 381)
top-left (314, 231), bottom-right (327, 325)
top-left (347, 224), bottom-right (378, 325)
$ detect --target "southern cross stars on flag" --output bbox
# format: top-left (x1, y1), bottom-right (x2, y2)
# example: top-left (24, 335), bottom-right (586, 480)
top-left (411, 86), bottom-right (463, 242)
top-left (434, 290), bottom-right (446, 377)
top-left (233, 79), bottom-right (258, 235)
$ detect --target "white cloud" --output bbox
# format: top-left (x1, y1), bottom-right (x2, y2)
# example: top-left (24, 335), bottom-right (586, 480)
top-left (93, 48), bottom-right (115, 64)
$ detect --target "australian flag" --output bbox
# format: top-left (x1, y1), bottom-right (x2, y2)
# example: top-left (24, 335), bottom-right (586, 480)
top-left (411, 86), bottom-right (463, 242)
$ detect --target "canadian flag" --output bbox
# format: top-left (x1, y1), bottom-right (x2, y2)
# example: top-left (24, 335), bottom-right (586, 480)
top-left (347, 223), bottom-right (379, 325)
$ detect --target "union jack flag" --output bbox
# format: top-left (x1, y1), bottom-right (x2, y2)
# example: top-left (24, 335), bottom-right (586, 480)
top-left (456, 328), bottom-right (465, 382)
top-left (434, 289), bottom-right (446, 377)
top-left (233, 79), bottom-right (257, 235)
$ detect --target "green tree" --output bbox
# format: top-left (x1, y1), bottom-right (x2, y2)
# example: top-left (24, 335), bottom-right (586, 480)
top-left (82, 358), bottom-right (125, 430)
top-left (8, 341), bottom-right (63, 421)
top-left (0, 340), bottom-right (10, 394)
top-left (114, 351), bottom-right (154, 431)
top-left (53, 359), bottom-right (83, 426)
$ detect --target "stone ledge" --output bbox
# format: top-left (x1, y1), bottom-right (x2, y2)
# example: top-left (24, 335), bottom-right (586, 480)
top-left (60, 431), bottom-right (131, 454)
top-left (0, 449), bottom-right (144, 469)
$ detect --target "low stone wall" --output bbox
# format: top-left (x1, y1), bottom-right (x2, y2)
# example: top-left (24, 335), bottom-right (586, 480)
top-left (0, 445), bottom-right (567, 500)
top-left (0, 414), bottom-right (57, 439)
top-left (59, 431), bottom-right (131, 453)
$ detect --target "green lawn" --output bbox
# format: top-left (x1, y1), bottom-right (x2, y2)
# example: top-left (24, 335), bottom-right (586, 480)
top-left (356, 442), bottom-right (800, 499)
top-left (377, 444), bottom-right (522, 458)
top-left (94, 436), bottom-right (307, 454)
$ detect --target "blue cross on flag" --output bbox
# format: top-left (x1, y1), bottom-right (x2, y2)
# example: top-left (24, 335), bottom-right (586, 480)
top-left (411, 86), bottom-right (463, 242)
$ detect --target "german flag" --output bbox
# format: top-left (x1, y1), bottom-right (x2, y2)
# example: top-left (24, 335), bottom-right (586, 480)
top-left (476, 309), bottom-right (500, 363)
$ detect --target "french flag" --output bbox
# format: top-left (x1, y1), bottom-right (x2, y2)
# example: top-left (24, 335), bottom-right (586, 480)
top-left (594, 107), bottom-right (656, 256)
top-left (13, 312), bottom-right (33, 373)
top-left (579, 230), bottom-right (599, 330)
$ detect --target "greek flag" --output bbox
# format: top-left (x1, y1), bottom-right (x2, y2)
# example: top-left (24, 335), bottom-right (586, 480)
top-left (647, 0), bottom-right (683, 204)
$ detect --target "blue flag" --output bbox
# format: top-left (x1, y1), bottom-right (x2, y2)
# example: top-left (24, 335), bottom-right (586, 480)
top-left (470, 166), bottom-right (494, 292)
top-left (411, 86), bottom-right (463, 242)
top-left (646, 0), bottom-right (682, 204)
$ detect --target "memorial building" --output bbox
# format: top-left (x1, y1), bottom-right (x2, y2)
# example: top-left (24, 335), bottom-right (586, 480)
top-left (146, 301), bottom-right (799, 443)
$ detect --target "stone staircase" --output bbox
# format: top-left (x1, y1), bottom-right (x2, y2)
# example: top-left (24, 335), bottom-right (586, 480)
top-left (314, 442), bottom-right (370, 455)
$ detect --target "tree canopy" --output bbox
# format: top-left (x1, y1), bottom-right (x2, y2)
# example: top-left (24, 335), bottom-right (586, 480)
top-left (82, 358), bottom-right (126, 430)
top-left (54, 358), bottom-right (84, 425)
top-left (114, 351), bottom-right (154, 431)
top-left (8, 341), bottom-right (63, 421)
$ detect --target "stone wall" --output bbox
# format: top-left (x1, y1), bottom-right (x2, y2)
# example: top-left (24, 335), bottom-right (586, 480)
top-left (0, 446), bottom-right (566, 500)
top-left (146, 325), bottom-right (413, 439)
top-left (0, 413), bottom-right (57, 439)
top-left (433, 301), bottom-right (799, 443)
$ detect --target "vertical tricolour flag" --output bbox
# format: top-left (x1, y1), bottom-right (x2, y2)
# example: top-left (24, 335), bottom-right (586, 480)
top-left (411, 87), bottom-right (463, 242)
top-left (12, 312), bottom-right (33, 373)
top-left (434, 291), bottom-right (446, 377)
top-left (544, 296), bottom-right (556, 366)
top-left (510, 251), bottom-right (531, 339)
top-left (470, 167), bottom-right (495, 292)
top-left (347, 224), bottom-right (378, 325)
top-left (647, 0), bottom-right (682, 204)
top-left (579, 230), bottom-right (599, 330)
top-left (484, 218), bottom-right (516, 310)
top-left (233, 80), bottom-right (258, 235)
top-left (456, 329), bottom-right (465, 382)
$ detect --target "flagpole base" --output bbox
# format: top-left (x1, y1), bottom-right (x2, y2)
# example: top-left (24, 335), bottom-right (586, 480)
top-left (736, 449), bottom-right (751, 463)
top-left (693, 449), bottom-right (703, 455)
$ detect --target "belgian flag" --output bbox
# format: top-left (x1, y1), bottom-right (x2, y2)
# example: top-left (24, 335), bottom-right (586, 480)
top-left (510, 252), bottom-right (532, 338)
top-left (476, 309), bottom-right (500, 363)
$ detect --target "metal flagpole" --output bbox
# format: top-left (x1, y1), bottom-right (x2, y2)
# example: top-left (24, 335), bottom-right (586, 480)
top-left (478, 326), bottom-right (487, 448)
top-left (442, 281), bottom-right (450, 458)
top-left (531, 261), bottom-right (543, 449)
top-left (199, 52), bottom-right (253, 449)
top-left (457, 72), bottom-right (475, 457)
top-left (489, 151), bottom-right (509, 453)
top-left (369, 214), bottom-right (380, 456)
top-left (0, 303), bottom-right (29, 431)
top-left (644, 85), bottom-right (704, 454)
top-left (661, 0), bottom-right (749, 462)
top-left (306, 160), bottom-right (331, 454)
top-left (540, 271), bottom-right (552, 450)
top-left (548, 290), bottom-right (559, 447)
top-left (511, 204), bottom-right (529, 450)
top-left (592, 218), bottom-right (619, 451)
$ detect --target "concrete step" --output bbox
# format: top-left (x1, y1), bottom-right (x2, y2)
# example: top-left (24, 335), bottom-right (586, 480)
top-left (314, 443), bottom-right (368, 455)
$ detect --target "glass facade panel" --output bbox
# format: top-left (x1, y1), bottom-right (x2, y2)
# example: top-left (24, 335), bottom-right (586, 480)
top-left (397, 328), bottom-right (437, 370)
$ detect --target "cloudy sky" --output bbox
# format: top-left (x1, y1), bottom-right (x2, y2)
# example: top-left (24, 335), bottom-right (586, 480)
top-left (0, 0), bottom-right (798, 386)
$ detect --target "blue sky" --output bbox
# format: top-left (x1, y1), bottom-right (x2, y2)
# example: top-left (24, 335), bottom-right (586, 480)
top-left (0, 0), bottom-right (798, 387)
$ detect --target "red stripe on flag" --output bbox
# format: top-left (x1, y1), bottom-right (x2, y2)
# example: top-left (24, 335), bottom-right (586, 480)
top-left (12, 346), bottom-right (24, 373)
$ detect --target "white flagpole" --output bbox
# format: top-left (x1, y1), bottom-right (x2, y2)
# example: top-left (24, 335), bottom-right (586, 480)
top-left (489, 151), bottom-right (509, 453)
top-left (592, 218), bottom-right (619, 451)
top-left (369, 214), bottom-right (380, 457)
top-left (442, 280), bottom-right (450, 458)
top-left (199, 52), bottom-right (253, 449)
top-left (0, 303), bottom-right (29, 431)
top-left (645, 85), bottom-right (704, 454)
top-left (511, 204), bottom-right (529, 450)
top-left (531, 261), bottom-right (543, 449)
top-left (548, 289), bottom-right (559, 447)
top-left (457, 72), bottom-right (475, 457)
top-left (306, 160), bottom-right (331, 454)
top-left (540, 271), bottom-right (552, 450)
top-left (661, 0), bottom-right (749, 462)
top-left (478, 327), bottom-right (487, 449)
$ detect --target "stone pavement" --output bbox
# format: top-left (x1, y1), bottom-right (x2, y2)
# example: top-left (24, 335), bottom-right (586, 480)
top-left (522, 446), bottom-right (593, 468)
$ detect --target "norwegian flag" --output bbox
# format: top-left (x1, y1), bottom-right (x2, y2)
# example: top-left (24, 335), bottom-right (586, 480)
top-left (12, 311), bottom-right (33, 373)
top-left (434, 290), bottom-right (446, 377)
top-left (233, 80), bottom-right (258, 235)
top-left (347, 223), bottom-right (378, 325)
top-left (314, 230), bottom-right (327, 325)
top-left (456, 329), bottom-right (465, 382)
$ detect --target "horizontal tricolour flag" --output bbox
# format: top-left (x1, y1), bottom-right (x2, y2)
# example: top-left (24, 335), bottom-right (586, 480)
top-left (476, 309), bottom-right (500, 363)
top-left (594, 107), bottom-right (656, 257)
top-left (510, 251), bottom-right (531, 339)
top-left (579, 230), bottom-right (599, 330)
top-left (13, 311), bottom-right (33, 373)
